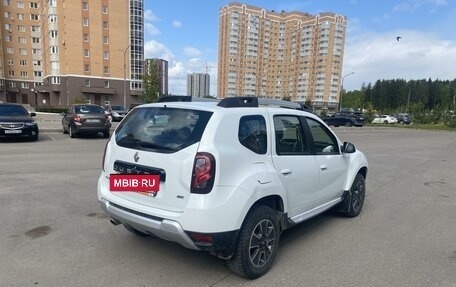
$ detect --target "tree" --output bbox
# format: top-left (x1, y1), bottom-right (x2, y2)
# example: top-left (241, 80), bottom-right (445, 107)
top-left (140, 60), bottom-right (161, 103)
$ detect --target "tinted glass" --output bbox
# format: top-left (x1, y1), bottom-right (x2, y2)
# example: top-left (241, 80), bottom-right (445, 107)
top-left (115, 107), bottom-right (212, 153)
top-left (238, 115), bottom-right (267, 154)
top-left (274, 115), bottom-right (308, 155)
top-left (306, 118), bottom-right (339, 155)
top-left (75, 105), bottom-right (105, 114)
top-left (0, 105), bottom-right (28, 116)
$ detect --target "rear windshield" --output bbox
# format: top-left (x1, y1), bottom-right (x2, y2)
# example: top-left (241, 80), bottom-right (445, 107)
top-left (115, 107), bottom-right (212, 153)
top-left (75, 105), bottom-right (105, 114)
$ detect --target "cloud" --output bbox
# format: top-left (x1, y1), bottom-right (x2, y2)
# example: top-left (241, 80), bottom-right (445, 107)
top-left (172, 20), bottom-right (182, 28)
top-left (343, 30), bottom-right (456, 90)
top-left (182, 46), bottom-right (203, 57)
top-left (144, 10), bottom-right (159, 22)
top-left (144, 23), bottom-right (160, 35)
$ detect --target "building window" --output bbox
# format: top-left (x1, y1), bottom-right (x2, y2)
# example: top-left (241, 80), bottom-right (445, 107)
top-left (21, 82), bottom-right (29, 88)
top-left (9, 81), bottom-right (16, 87)
top-left (33, 71), bottom-right (42, 77)
top-left (51, 76), bottom-right (60, 84)
top-left (32, 37), bottom-right (40, 43)
top-left (4, 11), bottom-right (10, 17)
top-left (103, 36), bottom-right (108, 44)
top-left (17, 25), bottom-right (25, 32)
top-left (17, 13), bottom-right (25, 20)
top-left (8, 70), bottom-right (15, 76)
top-left (19, 48), bottom-right (27, 55)
top-left (20, 60), bottom-right (27, 65)
top-left (18, 36), bottom-right (26, 43)
top-left (49, 14), bottom-right (57, 23)
top-left (31, 25), bottom-right (40, 32)
top-left (103, 51), bottom-right (109, 60)
top-left (5, 35), bottom-right (12, 41)
top-left (17, 1), bottom-right (24, 8)
top-left (103, 66), bottom-right (109, 74)
top-left (83, 33), bottom-right (89, 42)
top-left (104, 81), bottom-right (109, 88)
top-left (3, 0), bottom-right (10, 6)
top-left (20, 71), bottom-right (28, 77)
top-left (82, 2), bottom-right (88, 10)
top-left (49, 30), bottom-right (58, 38)
top-left (7, 59), bottom-right (14, 65)
top-left (85, 79), bottom-right (90, 86)
top-left (30, 14), bottom-right (39, 20)
top-left (103, 21), bottom-right (108, 29)
top-left (82, 18), bottom-right (88, 26)
top-left (30, 2), bottom-right (38, 8)
top-left (5, 23), bottom-right (12, 31)
top-left (102, 5), bottom-right (108, 14)
top-left (6, 47), bottom-right (13, 54)
top-left (50, 46), bottom-right (59, 54)
top-left (84, 64), bottom-right (90, 72)
top-left (49, 0), bottom-right (56, 7)
top-left (32, 48), bottom-right (41, 55)
top-left (51, 61), bottom-right (59, 69)
top-left (33, 60), bottom-right (41, 66)
top-left (83, 49), bottom-right (89, 57)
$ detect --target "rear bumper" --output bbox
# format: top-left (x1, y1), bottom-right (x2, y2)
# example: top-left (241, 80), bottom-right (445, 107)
top-left (99, 197), bottom-right (199, 250)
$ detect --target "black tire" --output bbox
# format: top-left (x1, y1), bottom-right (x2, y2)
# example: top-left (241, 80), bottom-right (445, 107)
top-left (123, 225), bottom-right (149, 237)
top-left (383, 120), bottom-right (388, 124)
top-left (227, 206), bottom-right (280, 279)
top-left (340, 173), bottom-right (365, 217)
top-left (62, 125), bottom-right (68, 134)
top-left (30, 134), bottom-right (39, 141)
top-left (344, 121), bottom-right (352, 127)
top-left (69, 125), bottom-right (77, 138)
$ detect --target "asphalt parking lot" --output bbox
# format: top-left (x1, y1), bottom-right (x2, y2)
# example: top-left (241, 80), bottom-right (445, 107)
top-left (1, 127), bottom-right (455, 287)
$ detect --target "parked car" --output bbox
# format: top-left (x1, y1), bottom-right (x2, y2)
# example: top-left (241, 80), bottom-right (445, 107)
top-left (62, 104), bottom-right (111, 138)
top-left (105, 105), bottom-right (129, 122)
top-left (323, 111), bottom-right (365, 127)
top-left (372, 115), bottom-right (398, 124)
top-left (395, 113), bottom-right (412, 124)
top-left (0, 103), bottom-right (39, 141)
top-left (97, 96), bottom-right (368, 279)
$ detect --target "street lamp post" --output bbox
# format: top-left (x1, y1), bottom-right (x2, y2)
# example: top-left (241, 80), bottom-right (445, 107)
top-left (123, 43), bottom-right (132, 108)
top-left (340, 72), bottom-right (354, 112)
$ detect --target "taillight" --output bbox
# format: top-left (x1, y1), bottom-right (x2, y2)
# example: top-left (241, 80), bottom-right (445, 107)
top-left (191, 152), bottom-right (215, 194)
top-left (73, 115), bottom-right (81, 122)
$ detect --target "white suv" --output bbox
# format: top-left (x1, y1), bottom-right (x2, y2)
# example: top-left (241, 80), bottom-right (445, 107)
top-left (97, 96), bottom-right (368, 279)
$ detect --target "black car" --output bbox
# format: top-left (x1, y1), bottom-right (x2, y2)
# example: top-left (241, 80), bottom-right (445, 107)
top-left (395, 113), bottom-right (412, 125)
top-left (323, 111), bottom-right (365, 127)
top-left (62, 104), bottom-right (111, 138)
top-left (0, 103), bottom-right (39, 141)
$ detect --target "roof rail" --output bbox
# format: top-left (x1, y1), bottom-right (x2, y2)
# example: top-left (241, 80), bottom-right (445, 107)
top-left (257, 98), bottom-right (312, 112)
top-left (217, 97), bottom-right (258, 108)
top-left (156, 96), bottom-right (192, 102)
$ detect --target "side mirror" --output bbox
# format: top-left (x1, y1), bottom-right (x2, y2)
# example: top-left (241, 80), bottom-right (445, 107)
top-left (30, 112), bottom-right (36, 117)
top-left (60, 112), bottom-right (66, 117)
top-left (342, 142), bottom-right (356, 154)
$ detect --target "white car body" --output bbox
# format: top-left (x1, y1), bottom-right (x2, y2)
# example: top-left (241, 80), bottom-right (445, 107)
top-left (372, 115), bottom-right (398, 124)
top-left (97, 97), bottom-right (368, 279)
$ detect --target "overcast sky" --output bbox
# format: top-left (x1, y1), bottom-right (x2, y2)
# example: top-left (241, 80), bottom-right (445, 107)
top-left (144, 0), bottom-right (456, 95)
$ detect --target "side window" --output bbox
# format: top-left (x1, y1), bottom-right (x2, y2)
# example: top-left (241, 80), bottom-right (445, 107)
top-left (238, 115), bottom-right (267, 154)
top-left (274, 115), bottom-right (308, 155)
top-left (306, 118), bottom-right (339, 155)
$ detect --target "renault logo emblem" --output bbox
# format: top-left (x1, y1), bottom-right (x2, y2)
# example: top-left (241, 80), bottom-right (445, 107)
top-left (134, 152), bottom-right (139, 163)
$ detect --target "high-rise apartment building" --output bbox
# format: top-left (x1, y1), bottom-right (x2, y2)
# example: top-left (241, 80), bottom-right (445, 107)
top-left (144, 58), bottom-right (168, 96)
top-left (187, 73), bottom-right (210, 98)
top-left (0, 0), bottom-right (144, 108)
top-left (218, 2), bottom-right (346, 110)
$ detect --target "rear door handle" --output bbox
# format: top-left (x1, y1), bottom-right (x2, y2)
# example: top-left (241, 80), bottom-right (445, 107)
top-left (320, 165), bottom-right (327, 170)
top-left (281, 169), bottom-right (292, 175)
